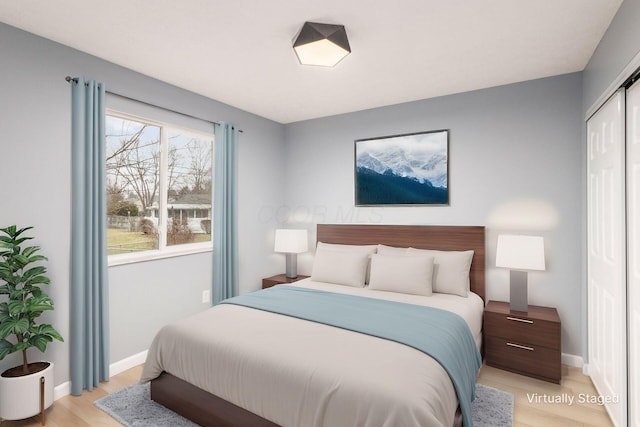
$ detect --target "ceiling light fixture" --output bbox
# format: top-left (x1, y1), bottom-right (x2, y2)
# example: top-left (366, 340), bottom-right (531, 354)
top-left (293, 22), bottom-right (351, 67)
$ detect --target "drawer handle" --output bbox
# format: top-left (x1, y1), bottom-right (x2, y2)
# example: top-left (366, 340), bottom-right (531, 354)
top-left (506, 342), bottom-right (534, 351)
top-left (506, 316), bottom-right (533, 324)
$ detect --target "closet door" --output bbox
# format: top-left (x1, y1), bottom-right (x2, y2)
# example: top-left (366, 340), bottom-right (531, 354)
top-left (628, 80), bottom-right (640, 427)
top-left (587, 89), bottom-right (627, 427)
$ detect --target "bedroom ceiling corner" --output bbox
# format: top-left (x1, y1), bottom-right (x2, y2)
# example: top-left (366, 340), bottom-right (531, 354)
top-left (0, 0), bottom-right (624, 123)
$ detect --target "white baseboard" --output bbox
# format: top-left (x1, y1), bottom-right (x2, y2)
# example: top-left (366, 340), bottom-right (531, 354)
top-left (54, 381), bottom-right (71, 401)
top-left (562, 353), bottom-right (584, 368)
top-left (53, 349), bottom-right (148, 401)
top-left (109, 350), bottom-right (148, 377)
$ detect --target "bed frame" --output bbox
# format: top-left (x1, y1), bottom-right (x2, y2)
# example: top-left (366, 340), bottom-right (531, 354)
top-left (151, 224), bottom-right (486, 427)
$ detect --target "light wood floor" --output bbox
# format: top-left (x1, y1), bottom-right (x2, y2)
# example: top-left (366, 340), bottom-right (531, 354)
top-left (0, 363), bottom-right (612, 427)
top-left (477, 364), bottom-right (613, 427)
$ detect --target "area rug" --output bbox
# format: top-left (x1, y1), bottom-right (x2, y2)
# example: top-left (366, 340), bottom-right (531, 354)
top-left (473, 384), bottom-right (514, 427)
top-left (96, 382), bottom-right (513, 426)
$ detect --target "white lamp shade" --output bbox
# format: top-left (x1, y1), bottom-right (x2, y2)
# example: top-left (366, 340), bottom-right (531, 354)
top-left (496, 234), bottom-right (545, 271)
top-left (274, 229), bottom-right (308, 254)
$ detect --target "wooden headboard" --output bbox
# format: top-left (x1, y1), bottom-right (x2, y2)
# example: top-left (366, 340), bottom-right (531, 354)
top-left (316, 224), bottom-right (486, 302)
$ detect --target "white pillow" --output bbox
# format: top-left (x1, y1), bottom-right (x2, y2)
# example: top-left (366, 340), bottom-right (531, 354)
top-left (311, 249), bottom-right (370, 287)
top-left (377, 244), bottom-right (409, 255)
top-left (316, 242), bottom-right (378, 283)
top-left (368, 254), bottom-right (434, 296)
top-left (406, 248), bottom-right (474, 297)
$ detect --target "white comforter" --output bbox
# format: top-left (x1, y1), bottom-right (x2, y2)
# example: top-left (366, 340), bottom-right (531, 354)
top-left (141, 279), bottom-right (483, 427)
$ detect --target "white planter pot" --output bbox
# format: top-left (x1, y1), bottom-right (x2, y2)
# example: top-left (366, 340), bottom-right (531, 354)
top-left (0, 361), bottom-right (54, 420)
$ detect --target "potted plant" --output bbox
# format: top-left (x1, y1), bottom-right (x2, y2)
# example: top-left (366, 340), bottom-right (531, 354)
top-left (0, 225), bottom-right (63, 421)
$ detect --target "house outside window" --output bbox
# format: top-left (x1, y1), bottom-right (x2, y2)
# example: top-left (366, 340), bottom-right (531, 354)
top-left (105, 111), bottom-right (214, 265)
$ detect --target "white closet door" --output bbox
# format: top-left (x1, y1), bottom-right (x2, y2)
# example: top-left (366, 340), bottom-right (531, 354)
top-left (628, 80), bottom-right (640, 427)
top-left (587, 89), bottom-right (627, 427)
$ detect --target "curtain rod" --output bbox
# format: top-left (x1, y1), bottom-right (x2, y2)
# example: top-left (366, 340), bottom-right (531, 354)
top-left (65, 76), bottom-right (243, 133)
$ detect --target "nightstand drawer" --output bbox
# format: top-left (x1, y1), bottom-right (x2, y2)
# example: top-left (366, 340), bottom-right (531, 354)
top-left (484, 310), bottom-right (560, 349)
top-left (485, 335), bottom-right (561, 383)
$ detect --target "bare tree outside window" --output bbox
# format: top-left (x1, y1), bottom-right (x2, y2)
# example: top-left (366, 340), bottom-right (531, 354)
top-left (105, 115), bottom-right (213, 257)
top-left (165, 131), bottom-right (212, 246)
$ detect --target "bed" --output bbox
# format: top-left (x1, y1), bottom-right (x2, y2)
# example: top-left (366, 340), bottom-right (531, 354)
top-left (141, 224), bottom-right (486, 427)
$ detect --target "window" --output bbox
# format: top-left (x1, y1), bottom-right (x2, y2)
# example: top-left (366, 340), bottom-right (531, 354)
top-left (106, 112), bottom-right (214, 264)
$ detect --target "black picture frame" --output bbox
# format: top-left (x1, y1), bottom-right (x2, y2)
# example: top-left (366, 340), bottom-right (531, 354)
top-left (354, 129), bottom-right (449, 206)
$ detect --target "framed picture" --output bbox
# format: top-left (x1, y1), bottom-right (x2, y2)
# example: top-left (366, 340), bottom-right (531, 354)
top-left (354, 129), bottom-right (449, 206)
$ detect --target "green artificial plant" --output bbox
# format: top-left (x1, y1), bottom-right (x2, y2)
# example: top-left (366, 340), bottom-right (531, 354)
top-left (0, 225), bottom-right (63, 375)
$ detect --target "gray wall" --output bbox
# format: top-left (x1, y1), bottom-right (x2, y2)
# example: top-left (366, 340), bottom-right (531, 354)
top-left (583, 0), bottom-right (640, 113)
top-left (284, 73), bottom-right (584, 357)
top-left (0, 22), bottom-right (286, 384)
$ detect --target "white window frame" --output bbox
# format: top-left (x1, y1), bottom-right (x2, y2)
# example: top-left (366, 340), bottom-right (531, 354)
top-left (106, 109), bottom-right (214, 266)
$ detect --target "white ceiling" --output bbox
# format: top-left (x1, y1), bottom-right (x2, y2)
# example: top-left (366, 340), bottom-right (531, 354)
top-left (0, 0), bottom-right (623, 124)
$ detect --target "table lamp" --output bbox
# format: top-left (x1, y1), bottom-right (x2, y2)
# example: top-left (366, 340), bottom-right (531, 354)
top-left (495, 234), bottom-right (546, 312)
top-left (274, 229), bottom-right (308, 278)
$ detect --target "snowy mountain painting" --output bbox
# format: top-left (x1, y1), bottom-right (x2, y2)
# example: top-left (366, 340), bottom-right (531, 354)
top-left (355, 130), bottom-right (448, 205)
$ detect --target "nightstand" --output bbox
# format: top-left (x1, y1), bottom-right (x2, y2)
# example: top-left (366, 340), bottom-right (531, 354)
top-left (484, 301), bottom-right (561, 383)
top-left (262, 274), bottom-right (310, 289)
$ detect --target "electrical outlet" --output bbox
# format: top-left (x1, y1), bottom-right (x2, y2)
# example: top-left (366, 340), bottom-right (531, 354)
top-left (202, 290), bottom-right (210, 304)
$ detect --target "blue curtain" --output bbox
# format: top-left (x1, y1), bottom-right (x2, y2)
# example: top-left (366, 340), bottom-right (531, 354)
top-left (70, 77), bottom-right (110, 395)
top-left (212, 123), bottom-right (239, 304)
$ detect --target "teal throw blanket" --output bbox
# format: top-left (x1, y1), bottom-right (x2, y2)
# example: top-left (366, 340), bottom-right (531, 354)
top-left (221, 285), bottom-right (481, 426)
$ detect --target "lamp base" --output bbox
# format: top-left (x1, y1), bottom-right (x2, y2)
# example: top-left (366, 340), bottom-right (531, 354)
top-left (509, 270), bottom-right (528, 312)
top-left (285, 253), bottom-right (298, 279)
